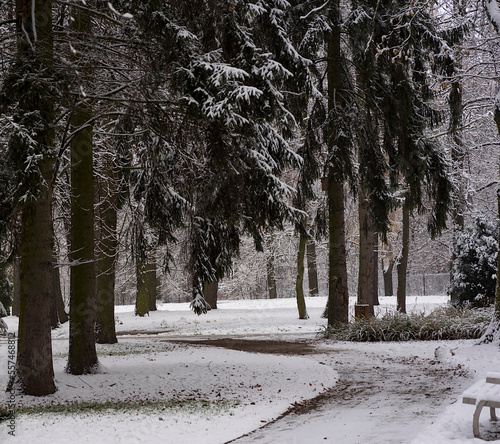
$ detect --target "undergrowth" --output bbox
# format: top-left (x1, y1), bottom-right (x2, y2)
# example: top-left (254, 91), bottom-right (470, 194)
top-left (320, 305), bottom-right (492, 341)
top-left (2, 398), bottom-right (238, 418)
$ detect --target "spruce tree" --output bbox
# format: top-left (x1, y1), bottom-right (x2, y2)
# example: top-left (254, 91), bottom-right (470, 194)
top-left (1, 0), bottom-right (57, 395)
top-left (484, 0), bottom-right (500, 320)
top-left (131, 1), bottom-right (309, 312)
top-left (352, 0), bottom-right (455, 312)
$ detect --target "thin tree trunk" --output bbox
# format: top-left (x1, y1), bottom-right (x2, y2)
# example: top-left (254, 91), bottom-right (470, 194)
top-left (357, 189), bottom-right (377, 316)
top-left (95, 155), bottom-right (118, 344)
top-left (449, 51), bottom-right (466, 306)
top-left (55, 266), bottom-right (68, 324)
top-left (382, 257), bottom-right (395, 296)
top-left (51, 218), bottom-right (68, 328)
top-left (493, 101), bottom-right (500, 317)
top-left (12, 254), bottom-right (20, 317)
top-left (51, 259), bottom-right (67, 328)
top-left (396, 202), bottom-right (410, 313)
top-left (203, 280), bottom-right (218, 310)
top-left (296, 220), bottom-right (309, 320)
top-left (266, 254), bottom-right (278, 299)
top-left (326, 1), bottom-right (349, 325)
top-left (372, 232), bottom-right (380, 306)
top-left (66, 4), bottom-right (98, 375)
top-left (306, 238), bottom-right (319, 297)
top-left (11, 0), bottom-right (57, 396)
top-left (136, 255), bottom-right (149, 317)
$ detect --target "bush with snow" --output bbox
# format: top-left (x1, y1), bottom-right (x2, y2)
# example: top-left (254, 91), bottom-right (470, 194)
top-left (449, 216), bottom-right (498, 308)
top-left (322, 306), bottom-right (492, 341)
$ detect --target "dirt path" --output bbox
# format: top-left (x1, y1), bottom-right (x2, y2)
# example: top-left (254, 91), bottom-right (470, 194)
top-left (170, 338), bottom-right (472, 444)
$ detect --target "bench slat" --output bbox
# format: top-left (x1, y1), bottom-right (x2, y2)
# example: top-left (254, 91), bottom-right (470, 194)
top-left (486, 372), bottom-right (500, 385)
top-left (462, 380), bottom-right (500, 406)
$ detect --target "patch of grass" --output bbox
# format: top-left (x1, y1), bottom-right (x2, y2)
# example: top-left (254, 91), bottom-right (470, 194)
top-left (9, 398), bottom-right (239, 417)
top-left (54, 343), bottom-right (173, 359)
top-left (0, 405), bottom-right (14, 422)
top-left (320, 305), bottom-right (492, 341)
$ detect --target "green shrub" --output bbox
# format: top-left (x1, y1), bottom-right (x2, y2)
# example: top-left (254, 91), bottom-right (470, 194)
top-left (320, 306), bottom-right (492, 341)
top-left (449, 216), bottom-right (498, 307)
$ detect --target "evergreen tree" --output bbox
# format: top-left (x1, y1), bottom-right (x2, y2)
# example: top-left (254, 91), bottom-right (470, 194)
top-left (449, 216), bottom-right (498, 308)
top-left (94, 151), bottom-right (119, 343)
top-left (131, 1), bottom-right (309, 312)
top-left (485, 0), bottom-right (500, 320)
top-left (1, 0), bottom-right (57, 395)
top-left (350, 0), bottom-right (454, 312)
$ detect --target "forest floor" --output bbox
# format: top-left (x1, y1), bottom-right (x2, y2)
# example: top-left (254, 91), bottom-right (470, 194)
top-left (0, 295), bottom-right (499, 443)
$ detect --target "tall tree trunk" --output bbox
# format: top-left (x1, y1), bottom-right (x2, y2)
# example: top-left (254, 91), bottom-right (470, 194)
top-left (372, 232), bottom-right (380, 306)
top-left (396, 202), bottom-right (410, 313)
top-left (382, 257), bottom-right (395, 296)
top-left (136, 255), bottom-right (150, 317)
top-left (50, 258), bottom-right (67, 328)
top-left (147, 260), bottom-right (158, 311)
top-left (11, 0), bottom-right (57, 396)
top-left (66, 4), bottom-right (98, 375)
top-left (449, 43), bottom-right (466, 306)
top-left (357, 189), bottom-right (377, 316)
top-left (95, 155), bottom-right (118, 344)
top-left (326, 1), bottom-right (349, 325)
top-left (17, 163), bottom-right (57, 395)
top-left (296, 220), bottom-right (309, 320)
top-left (55, 264), bottom-right (68, 324)
top-left (51, 219), bottom-right (68, 328)
top-left (203, 280), bottom-right (218, 310)
top-left (493, 100), bottom-right (500, 318)
top-left (266, 254), bottom-right (278, 299)
top-left (306, 237), bottom-right (319, 297)
top-left (12, 254), bottom-right (20, 317)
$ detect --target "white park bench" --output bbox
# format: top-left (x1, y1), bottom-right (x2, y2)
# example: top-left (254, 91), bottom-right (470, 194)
top-left (462, 372), bottom-right (500, 440)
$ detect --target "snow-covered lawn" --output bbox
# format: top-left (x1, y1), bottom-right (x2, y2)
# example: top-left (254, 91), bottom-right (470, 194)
top-left (0, 295), bottom-right (499, 443)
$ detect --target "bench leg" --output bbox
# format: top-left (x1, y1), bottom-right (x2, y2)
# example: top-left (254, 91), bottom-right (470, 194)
top-left (491, 407), bottom-right (498, 422)
top-left (473, 401), bottom-right (487, 439)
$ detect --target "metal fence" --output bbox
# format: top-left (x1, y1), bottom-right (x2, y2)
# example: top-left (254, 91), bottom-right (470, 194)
top-left (378, 273), bottom-right (450, 297)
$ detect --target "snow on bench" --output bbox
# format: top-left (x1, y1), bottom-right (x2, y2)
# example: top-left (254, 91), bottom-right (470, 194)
top-left (463, 373), bottom-right (500, 440)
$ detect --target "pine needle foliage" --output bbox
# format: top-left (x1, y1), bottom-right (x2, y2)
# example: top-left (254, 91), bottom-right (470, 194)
top-left (449, 216), bottom-right (498, 308)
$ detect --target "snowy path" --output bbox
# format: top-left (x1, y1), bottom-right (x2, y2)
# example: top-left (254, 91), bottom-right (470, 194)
top-left (2, 297), bottom-right (493, 444)
top-left (217, 341), bottom-right (473, 444)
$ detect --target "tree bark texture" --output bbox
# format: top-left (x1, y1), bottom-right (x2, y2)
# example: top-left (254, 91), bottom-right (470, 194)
top-left (266, 254), bottom-right (278, 299)
top-left (203, 280), bottom-right (218, 310)
top-left (449, 69), bottom-right (466, 306)
top-left (136, 255), bottom-right (150, 317)
top-left (382, 257), bottom-right (395, 296)
top-left (13, 0), bottom-right (57, 396)
top-left (146, 261), bottom-right (158, 311)
top-left (357, 190), bottom-right (378, 316)
top-left (50, 258), bottom-right (67, 328)
top-left (493, 106), bottom-right (500, 317)
top-left (396, 202), bottom-right (410, 313)
top-left (296, 220), bottom-right (309, 320)
top-left (12, 255), bottom-right (20, 317)
top-left (95, 155), bottom-right (118, 344)
top-left (306, 238), bottom-right (319, 297)
top-left (68, 103), bottom-right (98, 373)
top-left (326, 1), bottom-right (349, 325)
top-left (67, 2), bottom-right (98, 374)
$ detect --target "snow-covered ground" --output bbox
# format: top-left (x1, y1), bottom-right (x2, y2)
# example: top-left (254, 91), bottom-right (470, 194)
top-left (0, 295), bottom-right (499, 443)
